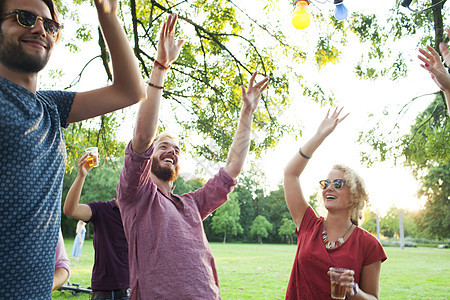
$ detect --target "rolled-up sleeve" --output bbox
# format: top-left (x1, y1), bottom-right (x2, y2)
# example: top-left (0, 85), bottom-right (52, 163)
top-left (117, 141), bottom-right (155, 205)
top-left (191, 168), bottom-right (237, 219)
top-left (54, 229), bottom-right (70, 276)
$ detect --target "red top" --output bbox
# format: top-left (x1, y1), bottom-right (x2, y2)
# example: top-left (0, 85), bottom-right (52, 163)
top-left (285, 207), bottom-right (387, 299)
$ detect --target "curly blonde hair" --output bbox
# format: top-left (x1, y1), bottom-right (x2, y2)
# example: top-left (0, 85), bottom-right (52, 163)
top-left (332, 164), bottom-right (369, 226)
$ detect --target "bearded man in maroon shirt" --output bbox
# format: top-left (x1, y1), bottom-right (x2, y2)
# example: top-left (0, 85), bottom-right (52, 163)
top-left (117, 13), bottom-right (269, 300)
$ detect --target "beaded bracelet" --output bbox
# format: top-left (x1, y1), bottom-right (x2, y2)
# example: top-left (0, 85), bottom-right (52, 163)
top-left (154, 60), bottom-right (170, 71)
top-left (299, 147), bottom-right (311, 159)
top-left (148, 82), bottom-right (164, 89)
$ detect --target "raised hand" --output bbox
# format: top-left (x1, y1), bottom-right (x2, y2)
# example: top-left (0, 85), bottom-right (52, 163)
top-left (94, 0), bottom-right (118, 14)
top-left (418, 36), bottom-right (450, 93)
top-left (157, 13), bottom-right (185, 67)
top-left (240, 72), bottom-right (269, 114)
top-left (316, 107), bottom-right (348, 138)
top-left (78, 152), bottom-right (94, 178)
top-left (441, 28), bottom-right (450, 64)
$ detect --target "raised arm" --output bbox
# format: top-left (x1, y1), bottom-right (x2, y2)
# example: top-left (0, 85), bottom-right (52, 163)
top-left (223, 72), bottom-right (269, 179)
top-left (418, 27), bottom-right (450, 114)
top-left (67, 0), bottom-right (146, 123)
top-left (63, 153), bottom-right (93, 222)
top-left (284, 108), bottom-right (348, 229)
top-left (132, 13), bottom-right (185, 154)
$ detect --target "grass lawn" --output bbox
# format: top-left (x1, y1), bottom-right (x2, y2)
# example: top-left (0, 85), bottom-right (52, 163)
top-left (52, 240), bottom-right (449, 299)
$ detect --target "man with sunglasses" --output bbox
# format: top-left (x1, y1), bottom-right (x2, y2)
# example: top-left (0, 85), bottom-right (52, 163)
top-left (0, 0), bottom-right (145, 298)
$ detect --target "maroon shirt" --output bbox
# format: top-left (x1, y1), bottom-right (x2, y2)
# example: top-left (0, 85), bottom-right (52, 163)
top-left (87, 199), bottom-right (129, 290)
top-left (286, 207), bottom-right (387, 299)
top-left (117, 142), bottom-right (237, 300)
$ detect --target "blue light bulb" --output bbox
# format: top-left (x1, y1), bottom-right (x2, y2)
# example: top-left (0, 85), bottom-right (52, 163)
top-left (334, 3), bottom-right (348, 21)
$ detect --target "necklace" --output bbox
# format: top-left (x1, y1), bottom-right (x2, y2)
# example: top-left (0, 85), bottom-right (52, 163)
top-left (322, 222), bottom-right (353, 250)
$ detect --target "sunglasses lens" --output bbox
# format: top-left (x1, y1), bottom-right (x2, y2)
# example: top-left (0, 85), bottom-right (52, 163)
top-left (334, 179), bottom-right (345, 189)
top-left (319, 180), bottom-right (330, 189)
top-left (17, 10), bottom-right (59, 36)
top-left (320, 179), bottom-right (345, 189)
top-left (43, 20), bottom-right (59, 36)
top-left (17, 10), bottom-right (36, 27)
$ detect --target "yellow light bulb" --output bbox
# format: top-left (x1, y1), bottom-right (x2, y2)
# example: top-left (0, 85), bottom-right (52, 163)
top-left (292, 0), bottom-right (311, 29)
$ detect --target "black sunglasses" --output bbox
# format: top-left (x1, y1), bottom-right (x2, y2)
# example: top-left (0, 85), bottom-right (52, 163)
top-left (0, 9), bottom-right (60, 37)
top-left (319, 179), bottom-right (346, 190)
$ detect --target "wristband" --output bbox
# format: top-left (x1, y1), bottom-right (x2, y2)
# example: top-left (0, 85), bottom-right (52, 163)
top-left (148, 82), bottom-right (164, 89)
top-left (299, 147), bottom-right (311, 159)
top-left (154, 60), bottom-right (170, 70)
top-left (347, 282), bottom-right (358, 297)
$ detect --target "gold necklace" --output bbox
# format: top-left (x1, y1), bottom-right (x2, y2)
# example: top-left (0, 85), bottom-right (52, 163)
top-left (322, 222), bottom-right (353, 250)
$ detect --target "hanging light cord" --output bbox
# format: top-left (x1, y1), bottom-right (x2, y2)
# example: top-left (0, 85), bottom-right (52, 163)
top-left (309, 0), bottom-right (329, 4)
top-left (402, 0), bottom-right (447, 14)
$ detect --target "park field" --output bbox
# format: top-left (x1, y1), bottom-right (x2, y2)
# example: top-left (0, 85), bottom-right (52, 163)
top-left (53, 240), bottom-right (449, 299)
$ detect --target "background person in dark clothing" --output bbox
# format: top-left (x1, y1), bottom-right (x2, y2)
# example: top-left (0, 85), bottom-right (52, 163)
top-left (64, 152), bottom-right (129, 300)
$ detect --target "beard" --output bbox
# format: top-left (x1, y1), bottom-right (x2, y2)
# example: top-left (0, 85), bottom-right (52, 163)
top-left (151, 158), bottom-right (180, 182)
top-left (0, 33), bottom-right (51, 73)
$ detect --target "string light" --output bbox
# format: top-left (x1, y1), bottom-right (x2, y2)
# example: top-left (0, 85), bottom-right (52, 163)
top-left (292, 0), bottom-right (311, 29)
top-left (334, 0), bottom-right (348, 21)
top-left (292, 0), bottom-right (349, 30)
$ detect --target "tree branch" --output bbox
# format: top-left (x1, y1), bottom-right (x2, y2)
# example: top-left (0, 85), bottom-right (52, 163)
top-left (64, 55), bottom-right (102, 90)
top-left (98, 27), bottom-right (113, 82)
top-left (225, 0), bottom-right (290, 48)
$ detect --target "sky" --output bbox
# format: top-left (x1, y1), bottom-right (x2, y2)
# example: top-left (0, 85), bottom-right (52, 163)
top-left (254, 0), bottom-right (444, 215)
top-left (44, 0), bottom-right (447, 216)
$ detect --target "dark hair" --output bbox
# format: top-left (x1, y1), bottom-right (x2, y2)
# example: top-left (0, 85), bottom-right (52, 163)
top-left (0, 0), bottom-right (61, 41)
top-left (42, 0), bottom-right (60, 41)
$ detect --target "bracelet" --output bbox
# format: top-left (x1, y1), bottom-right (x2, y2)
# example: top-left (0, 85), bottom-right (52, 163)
top-left (353, 282), bottom-right (359, 295)
top-left (299, 147), bottom-right (311, 159)
top-left (148, 82), bottom-right (164, 89)
top-left (347, 282), bottom-right (359, 297)
top-left (154, 60), bottom-right (170, 70)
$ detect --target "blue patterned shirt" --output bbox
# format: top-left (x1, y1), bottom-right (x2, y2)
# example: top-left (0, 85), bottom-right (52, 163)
top-left (0, 76), bottom-right (75, 299)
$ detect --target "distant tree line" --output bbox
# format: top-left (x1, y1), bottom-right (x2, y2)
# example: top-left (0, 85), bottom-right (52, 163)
top-left (59, 152), bottom-right (448, 243)
top-left (55, 0), bottom-right (448, 244)
top-left (173, 173), bottom-right (295, 244)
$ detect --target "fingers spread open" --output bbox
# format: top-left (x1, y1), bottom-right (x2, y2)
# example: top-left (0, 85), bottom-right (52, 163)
top-left (160, 21), bottom-right (167, 40)
top-left (338, 113), bottom-right (350, 123)
top-left (260, 79), bottom-right (269, 92)
top-left (169, 13), bottom-right (178, 34)
top-left (418, 48), bottom-right (434, 61)
top-left (426, 45), bottom-right (440, 58)
top-left (254, 76), bottom-right (269, 90)
top-left (240, 85), bottom-right (246, 98)
top-left (249, 72), bottom-right (257, 88)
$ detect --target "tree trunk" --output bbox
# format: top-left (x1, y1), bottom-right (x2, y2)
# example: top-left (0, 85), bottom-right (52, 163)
top-left (431, 0), bottom-right (445, 51)
top-left (223, 231), bottom-right (227, 244)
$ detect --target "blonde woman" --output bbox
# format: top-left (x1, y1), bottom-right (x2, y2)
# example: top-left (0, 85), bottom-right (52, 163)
top-left (284, 108), bottom-right (387, 299)
top-left (71, 220), bottom-right (86, 260)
